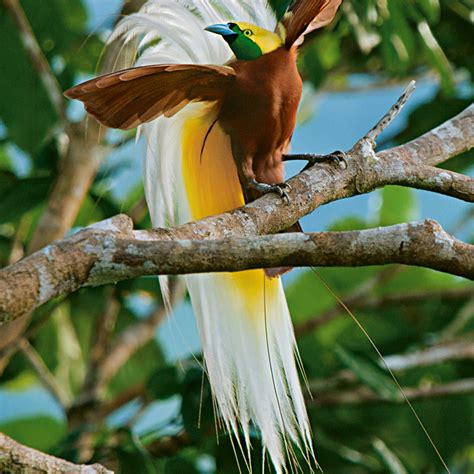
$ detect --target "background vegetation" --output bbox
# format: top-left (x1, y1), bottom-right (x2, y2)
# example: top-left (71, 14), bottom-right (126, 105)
top-left (0, 0), bottom-right (473, 472)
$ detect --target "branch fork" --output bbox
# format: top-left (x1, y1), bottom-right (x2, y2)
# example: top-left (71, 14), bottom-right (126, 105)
top-left (0, 85), bottom-right (473, 325)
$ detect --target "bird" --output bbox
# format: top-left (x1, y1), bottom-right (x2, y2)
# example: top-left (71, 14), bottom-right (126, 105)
top-left (64, 1), bottom-right (342, 472)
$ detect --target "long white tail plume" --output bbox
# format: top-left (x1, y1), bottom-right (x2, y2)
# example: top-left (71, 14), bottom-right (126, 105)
top-left (111, 2), bottom-right (314, 471)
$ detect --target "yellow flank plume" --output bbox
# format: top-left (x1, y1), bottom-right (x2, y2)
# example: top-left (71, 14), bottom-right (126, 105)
top-left (235, 21), bottom-right (283, 54)
top-left (181, 108), bottom-right (279, 316)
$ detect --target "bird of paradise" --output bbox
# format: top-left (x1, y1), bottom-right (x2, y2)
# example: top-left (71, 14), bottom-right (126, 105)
top-left (65, 1), bottom-right (342, 471)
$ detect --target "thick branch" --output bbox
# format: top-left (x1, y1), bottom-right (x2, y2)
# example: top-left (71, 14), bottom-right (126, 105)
top-left (0, 95), bottom-right (472, 324)
top-left (0, 216), bottom-right (472, 324)
top-left (389, 165), bottom-right (474, 202)
top-left (139, 102), bottom-right (473, 243)
top-left (0, 433), bottom-right (111, 474)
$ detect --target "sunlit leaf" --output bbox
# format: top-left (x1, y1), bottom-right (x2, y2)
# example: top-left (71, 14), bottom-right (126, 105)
top-left (0, 416), bottom-right (66, 452)
top-left (372, 438), bottom-right (410, 474)
top-left (378, 186), bottom-right (418, 226)
top-left (334, 346), bottom-right (400, 401)
top-left (417, 20), bottom-right (455, 94)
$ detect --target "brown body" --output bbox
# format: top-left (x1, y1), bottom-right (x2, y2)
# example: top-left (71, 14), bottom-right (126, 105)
top-left (219, 47), bottom-right (302, 190)
top-left (64, 0), bottom-right (341, 202)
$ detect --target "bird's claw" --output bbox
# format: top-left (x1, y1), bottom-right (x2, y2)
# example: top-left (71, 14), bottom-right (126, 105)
top-left (275, 182), bottom-right (291, 203)
top-left (248, 180), bottom-right (291, 203)
top-left (327, 150), bottom-right (348, 169)
top-left (304, 150), bottom-right (348, 171)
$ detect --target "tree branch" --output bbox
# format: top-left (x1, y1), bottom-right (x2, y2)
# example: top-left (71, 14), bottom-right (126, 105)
top-left (128, 100), bottom-right (473, 244)
top-left (18, 339), bottom-right (69, 407)
top-left (95, 278), bottom-right (185, 392)
top-left (0, 0), bottom-right (146, 360)
top-left (0, 433), bottom-right (111, 474)
top-left (0, 216), bottom-right (472, 324)
top-left (78, 287), bottom-right (120, 403)
top-left (390, 165), bottom-right (474, 202)
top-left (383, 338), bottom-right (474, 371)
top-left (0, 92), bottom-right (472, 324)
top-left (295, 284), bottom-right (473, 336)
top-left (311, 378), bottom-right (474, 407)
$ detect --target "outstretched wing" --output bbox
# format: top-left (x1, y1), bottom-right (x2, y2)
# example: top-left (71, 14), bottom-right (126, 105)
top-left (281, 0), bottom-right (342, 48)
top-left (64, 64), bottom-right (236, 130)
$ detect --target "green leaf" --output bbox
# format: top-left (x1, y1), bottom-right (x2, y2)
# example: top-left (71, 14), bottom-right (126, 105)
top-left (107, 320), bottom-right (165, 397)
top-left (286, 267), bottom-right (377, 325)
top-left (115, 429), bottom-right (157, 474)
top-left (378, 186), bottom-right (418, 226)
top-left (0, 234), bottom-right (11, 267)
top-left (380, 0), bottom-right (416, 75)
top-left (74, 195), bottom-right (105, 228)
top-left (55, 0), bottom-right (87, 33)
top-left (0, 174), bottom-right (51, 224)
top-left (22, 0), bottom-right (86, 55)
top-left (0, 372), bottom-right (36, 391)
top-left (180, 366), bottom-right (214, 441)
top-left (147, 365), bottom-right (181, 400)
top-left (329, 216), bottom-right (369, 232)
top-left (334, 346), bottom-right (400, 401)
top-left (0, 146), bottom-right (12, 172)
top-left (417, 20), bottom-right (455, 95)
top-left (165, 456), bottom-right (199, 474)
top-left (0, 416), bottom-right (66, 452)
top-left (314, 33), bottom-right (342, 70)
top-left (372, 438), bottom-right (410, 474)
top-left (269, 0), bottom-right (291, 20)
top-left (417, 0), bottom-right (440, 24)
top-left (300, 43), bottom-right (327, 89)
top-left (0, 10), bottom-right (58, 154)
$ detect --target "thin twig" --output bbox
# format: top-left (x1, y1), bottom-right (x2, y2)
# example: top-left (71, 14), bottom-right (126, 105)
top-left (18, 339), bottom-right (70, 407)
top-left (295, 284), bottom-right (474, 336)
top-left (96, 278), bottom-right (185, 391)
top-left (383, 337), bottom-right (474, 370)
top-left (79, 287), bottom-right (120, 402)
top-left (438, 297), bottom-right (474, 342)
top-left (311, 378), bottom-right (474, 407)
top-left (363, 81), bottom-right (416, 145)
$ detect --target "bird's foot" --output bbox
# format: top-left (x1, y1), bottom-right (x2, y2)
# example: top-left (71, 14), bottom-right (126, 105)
top-left (248, 179), bottom-right (291, 203)
top-left (303, 150), bottom-right (348, 171)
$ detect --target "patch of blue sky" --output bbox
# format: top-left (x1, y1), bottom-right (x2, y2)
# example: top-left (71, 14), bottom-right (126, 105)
top-left (132, 397), bottom-right (182, 437)
top-left (0, 386), bottom-right (64, 423)
top-left (83, 0), bottom-right (122, 32)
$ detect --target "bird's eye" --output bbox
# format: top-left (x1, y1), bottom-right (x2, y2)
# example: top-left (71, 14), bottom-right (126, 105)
top-left (243, 29), bottom-right (253, 37)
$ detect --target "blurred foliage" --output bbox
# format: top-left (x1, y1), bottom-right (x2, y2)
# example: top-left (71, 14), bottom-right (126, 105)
top-left (0, 1), bottom-right (473, 473)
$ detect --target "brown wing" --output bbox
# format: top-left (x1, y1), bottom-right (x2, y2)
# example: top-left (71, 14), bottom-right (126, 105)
top-left (64, 64), bottom-right (236, 130)
top-left (281, 0), bottom-right (342, 48)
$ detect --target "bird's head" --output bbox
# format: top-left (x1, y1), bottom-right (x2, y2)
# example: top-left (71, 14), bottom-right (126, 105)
top-left (205, 22), bottom-right (283, 60)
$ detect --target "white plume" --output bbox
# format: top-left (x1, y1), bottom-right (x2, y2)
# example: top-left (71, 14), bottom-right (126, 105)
top-left (111, 2), bottom-right (316, 472)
